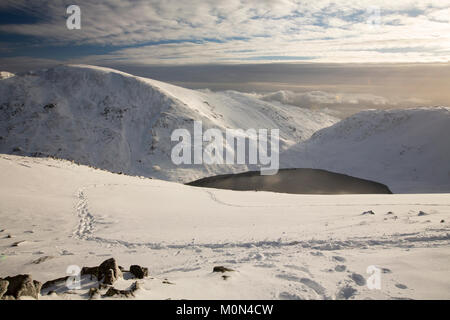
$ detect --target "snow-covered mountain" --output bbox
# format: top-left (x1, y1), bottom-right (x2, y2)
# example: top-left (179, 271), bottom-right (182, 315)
top-left (0, 64), bottom-right (337, 182)
top-left (282, 107), bottom-right (450, 193)
top-left (1, 65), bottom-right (448, 193)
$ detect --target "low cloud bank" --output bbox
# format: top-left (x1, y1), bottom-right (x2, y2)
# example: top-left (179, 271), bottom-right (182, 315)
top-left (248, 90), bottom-right (429, 117)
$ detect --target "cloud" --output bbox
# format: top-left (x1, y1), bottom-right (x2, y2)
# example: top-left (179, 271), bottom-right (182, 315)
top-left (0, 0), bottom-right (449, 64)
top-left (248, 90), bottom-right (430, 117)
top-left (258, 90), bottom-right (389, 106)
top-left (0, 56), bottom-right (61, 72)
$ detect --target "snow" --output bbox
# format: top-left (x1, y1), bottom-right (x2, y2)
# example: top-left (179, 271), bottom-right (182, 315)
top-left (283, 107), bottom-right (450, 193)
top-left (1, 154), bottom-right (449, 300)
top-left (0, 64), bottom-right (337, 183)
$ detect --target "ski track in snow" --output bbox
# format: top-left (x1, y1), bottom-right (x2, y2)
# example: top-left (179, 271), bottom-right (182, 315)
top-left (74, 184), bottom-right (450, 251)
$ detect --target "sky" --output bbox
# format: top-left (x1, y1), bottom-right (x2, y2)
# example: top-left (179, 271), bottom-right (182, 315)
top-left (1, 0), bottom-right (449, 114)
top-left (1, 0), bottom-right (450, 67)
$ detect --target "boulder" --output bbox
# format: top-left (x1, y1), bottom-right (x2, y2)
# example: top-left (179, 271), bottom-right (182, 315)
top-left (0, 279), bottom-right (8, 299)
top-left (81, 258), bottom-right (122, 284)
top-left (99, 258), bottom-right (122, 282)
top-left (81, 266), bottom-right (99, 280)
top-left (41, 276), bottom-right (69, 291)
top-left (3, 274), bottom-right (41, 299)
top-left (130, 265), bottom-right (149, 279)
top-left (213, 266), bottom-right (234, 273)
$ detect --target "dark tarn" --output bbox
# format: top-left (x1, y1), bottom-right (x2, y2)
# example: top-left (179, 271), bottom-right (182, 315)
top-left (186, 168), bottom-right (392, 195)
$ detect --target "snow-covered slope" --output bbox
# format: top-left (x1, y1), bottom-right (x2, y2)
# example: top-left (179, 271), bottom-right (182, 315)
top-left (0, 64), bottom-right (337, 182)
top-left (1, 154), bottom-right (449, 300)
top-left (282, 107), bottom-right (450, 193)
top-left (2, 65), bottom-right (447, 193)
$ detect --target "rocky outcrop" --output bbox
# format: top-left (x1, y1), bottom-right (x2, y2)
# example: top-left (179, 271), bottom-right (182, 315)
top-left (2, 274), bottom-right (42, 300)
top-left (99, 258), bottom-right (122, 285)
top-left (5, 258), bottom-right (148, 299)
top-left (81, 258), bottom-right (122, 284)
top-left (81, 266), bottom-right (100, 280)
top-left (41, 276), bottom-right (69, 291)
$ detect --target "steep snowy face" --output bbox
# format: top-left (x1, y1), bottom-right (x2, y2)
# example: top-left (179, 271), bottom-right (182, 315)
top-left (0, 64), bottom-right (337, 182)
top-left (283, 107), bottom-right (450, 193)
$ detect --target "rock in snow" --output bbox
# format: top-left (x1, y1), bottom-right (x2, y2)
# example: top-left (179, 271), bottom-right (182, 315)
top-left (4, 258), bottom-right (150, 299)
top-left (1, 274), bottom-right (42, 300)
top-left (130, 265), bottom-right (149, 279)
top-left (98, 258), bottom-right (122, 285)
top-left (213, 266), bottom-right (234, 273)
top-left (80, 258), bottom-right (124, 285)
top-left (0, 279), bottom-right (8, 299)
top-left (350, 273), bottom-right (366, 286)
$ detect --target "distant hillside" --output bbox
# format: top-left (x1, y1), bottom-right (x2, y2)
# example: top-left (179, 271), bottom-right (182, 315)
top-left (282, 107), bottom-right (450, 193)
top-left (0, 64), bottom-right (337, 182)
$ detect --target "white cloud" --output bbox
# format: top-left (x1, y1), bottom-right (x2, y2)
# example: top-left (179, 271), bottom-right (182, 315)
top-left (258, 90), bottom-right (390, 107)
top-left (247, 90), bottom-right (431, 117)
top-left (1, 0), bottom-right (450, 63)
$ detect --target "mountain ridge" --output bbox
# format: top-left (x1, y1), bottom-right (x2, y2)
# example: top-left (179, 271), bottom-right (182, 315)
top-left (283, 107), bottom-right (450, 193)
top-left (0, 64), bottom-right (337, 182)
